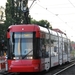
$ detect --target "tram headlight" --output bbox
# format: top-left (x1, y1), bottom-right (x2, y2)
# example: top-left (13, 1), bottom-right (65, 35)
top-left (27, 56), bottom-right (33, 59)
top-left (13, 57), bottom-right (19, 59)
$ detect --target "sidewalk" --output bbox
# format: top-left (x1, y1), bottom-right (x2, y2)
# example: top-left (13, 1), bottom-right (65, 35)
top-left (0, 68), bottom-right (6, 75)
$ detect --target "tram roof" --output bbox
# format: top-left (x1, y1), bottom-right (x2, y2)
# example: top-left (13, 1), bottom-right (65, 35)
top-left (8, 24), bottom-right (67, 37)
top-left (8, 24), bottom-right (40, 32)
top-left (39, 26), bottom-right (58, 36)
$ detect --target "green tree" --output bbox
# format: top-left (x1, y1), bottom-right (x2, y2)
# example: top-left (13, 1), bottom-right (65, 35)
top-left (2, 0), bottom-right (30, 46)
top-left (5, 0), bottom-right (30, 27)
top-left (0, 6), bottom-right (6, 50)
top-left (31, 19), bottom-right (52, 29)
top-left (0, 23), bottom-right (6, 51)
top-left (0, 6), bottom-right (5, 23)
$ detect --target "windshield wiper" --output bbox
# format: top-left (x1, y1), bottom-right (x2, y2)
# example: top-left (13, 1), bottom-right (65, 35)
top-left (22, 50), bottom-right (33, 59)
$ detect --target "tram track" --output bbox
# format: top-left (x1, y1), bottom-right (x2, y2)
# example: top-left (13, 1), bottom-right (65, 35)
top-left (0, 71), bottom-right (19, 75)
top-left (53, 62), bottom-right (75, 75)
top-left (44, 60), bottom-right (75, 75)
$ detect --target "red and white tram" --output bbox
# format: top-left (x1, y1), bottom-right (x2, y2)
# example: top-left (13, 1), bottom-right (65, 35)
top-left (6, 24), bottom-right (71, 72)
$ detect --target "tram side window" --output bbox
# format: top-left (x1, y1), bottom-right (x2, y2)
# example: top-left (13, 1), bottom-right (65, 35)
top-left (64, 42), bottom-right (68, 54)
top-left (45, 33), bottom-right (50, 57)
top-left (51, 38), bottom-right (58, 56)
top-left (51, 40), bottom-right (54, 56)
top-left (54, 46), bottom-right (57, 52)
top-left (40, 33), bottom-right (50, 58)
top-left (40, 38), bottom-right (46, 58)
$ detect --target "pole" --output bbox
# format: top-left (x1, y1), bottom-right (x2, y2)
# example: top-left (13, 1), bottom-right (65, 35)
top-left (11, 0), bottom-right (14, 24)
top-left (24, 7), bottom-right (29, 24)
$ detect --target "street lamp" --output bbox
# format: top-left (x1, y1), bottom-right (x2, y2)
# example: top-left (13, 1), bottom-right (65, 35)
top-left (12, 0), bottom-right (29, 24)
top-left (17, 0), bottom-right (29, 24)
top-left (20, 0), bottom-right (29, 24)
top-left (20, 0), bottom-right (28, 12)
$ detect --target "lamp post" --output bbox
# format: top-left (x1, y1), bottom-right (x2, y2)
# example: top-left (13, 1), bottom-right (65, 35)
top-left (15, 0), bottom-right (29, 24)
top-left (11, 0), bottom-right (15, 24)
top-left (20, 0), bottom-right (29, 24)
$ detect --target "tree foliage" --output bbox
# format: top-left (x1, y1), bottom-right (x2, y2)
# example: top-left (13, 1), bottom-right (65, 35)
top-left (0, 6), bottom-right (6, 49)
top-left (5, 0), bottom-right (30, 26)
top-left (31, 19), bottom-right (52, 29)
top-left (0, 0), bottom-right (52, 49)
top-left (0, 23), bottom-right (6, 51)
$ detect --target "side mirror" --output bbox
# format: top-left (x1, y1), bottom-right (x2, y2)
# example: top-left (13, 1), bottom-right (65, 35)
top-left (7, 29), bottom-right (10, 39)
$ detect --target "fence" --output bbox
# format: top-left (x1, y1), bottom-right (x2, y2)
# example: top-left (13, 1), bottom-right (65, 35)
top-left (0, 56), bottom-right (7, 72)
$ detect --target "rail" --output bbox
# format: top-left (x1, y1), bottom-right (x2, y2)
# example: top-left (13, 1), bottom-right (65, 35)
top-left (53, 62), bottom-right (75, 75)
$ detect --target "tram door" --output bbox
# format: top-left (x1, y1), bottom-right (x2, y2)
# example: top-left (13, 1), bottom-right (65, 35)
top-left (58, 33), bottom-right (63, 65)
top-left (40, 32), bottom-right (50, 71)
top-left (67, 39), bottom-right (71, 62)
top-left (50, 33), bottom-right (59, 67)
top-left (45, 33), bottom-right (50, 71)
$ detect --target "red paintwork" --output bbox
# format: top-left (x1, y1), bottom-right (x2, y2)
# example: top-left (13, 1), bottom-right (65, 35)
top-left (53, 62), bottom-right (59, 66)
top-left (7, 24), bottom-right (46, 72)
top-left (7, 59), bottom-right (44, 72)
top-left (8, 24), bottom-right (40, 38)
top-left (7, 32), bottom-right (10, 38)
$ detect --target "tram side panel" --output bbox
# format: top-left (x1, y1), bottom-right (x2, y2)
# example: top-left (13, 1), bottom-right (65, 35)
top-left (58, 33), bottom-right (63, 65)
top-left (50, 31), bottom-right (59, 67)
top-left (6, 25), bottom-right (72, 73)
top-left (44, 33), bottom-right (50, 70)
top-left (40, 31), bottom-right (50, 71)
top-left (62, 34), bottom-right (68, 63)
top-left (67, 39), bottom-right (71, 62)
top-left (70, 43), bottom-right (75, 60)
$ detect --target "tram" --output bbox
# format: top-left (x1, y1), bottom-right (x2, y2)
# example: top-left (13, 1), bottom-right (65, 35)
top-left (6, 24), bottom-right (71, 72)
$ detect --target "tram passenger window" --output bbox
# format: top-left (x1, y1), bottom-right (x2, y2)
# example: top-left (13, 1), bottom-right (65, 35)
top-left (45, 38), bottom-right (49, 57)
top-left (54, 46), bottom-right (57, 52)
top-left (39, 40), bottom-right (42, 57)
top-left (51, 39), bottom-right (58, 56)
top-left (40, 38), bottom-right (46, 58)
top-left (42, 45), bottom-right (46, 57)
top-left (64, 42), bottom-right (68, 54)
top-left (40, 33), bottom-right (50, 58)
top-left (45, 46), bottom-right (49, 57)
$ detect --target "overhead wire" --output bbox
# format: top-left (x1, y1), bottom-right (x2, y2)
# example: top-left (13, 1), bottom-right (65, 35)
top-left (68, 0), bottom-right (75, 8)
top-left (28, 0), bottom-right (75, 39)
top-left (29, 0), bottom-right (36, 9)
top-left (36, 3), bottom-right (69, 24)
top-left (28, 0), bottom-right (40, 9)
top-left (37, 2), bottom-right (75, 31)
top-left (36, 3), bottom-right (55, 15)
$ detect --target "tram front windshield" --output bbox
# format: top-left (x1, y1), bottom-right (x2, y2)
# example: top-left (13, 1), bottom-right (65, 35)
top-left (9, 32), bottom-right (33, 59)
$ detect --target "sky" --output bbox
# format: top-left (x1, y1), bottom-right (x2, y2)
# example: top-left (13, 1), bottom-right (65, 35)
top-left (0, 0), bottom-right (6, 8)
top-left (28, 0), bottom-right (75, 41)
top-left (0, 0), bottom-right (75, 41)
